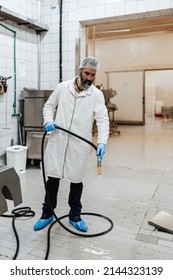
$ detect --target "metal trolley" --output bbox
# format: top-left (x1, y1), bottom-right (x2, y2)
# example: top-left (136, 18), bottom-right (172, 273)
top-left (93, 86), bottom-right (120, 136)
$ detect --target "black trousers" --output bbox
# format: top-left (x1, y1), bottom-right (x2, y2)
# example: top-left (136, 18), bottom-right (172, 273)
top-left (41, 176), bottom-right (83, 222)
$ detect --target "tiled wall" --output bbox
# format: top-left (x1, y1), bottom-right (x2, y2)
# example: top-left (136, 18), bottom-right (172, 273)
top-left (41, 0), bottom-right (173, 85)
top-left (1, 0), bottom-right (173, 164)
top-left (0, 0), bottom-right (38, 19)
top-left (0, 0), bottom-right (39, 163)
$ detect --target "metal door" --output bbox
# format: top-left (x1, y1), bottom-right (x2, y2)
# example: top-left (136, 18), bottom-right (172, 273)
top-left (108, 71), bottom-right (144, 124)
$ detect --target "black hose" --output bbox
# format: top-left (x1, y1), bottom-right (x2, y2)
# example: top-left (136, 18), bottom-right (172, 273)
top-left (42, 127), bottom-right (114, 260)
top-left (0, 126), bottom-right (113, 260)
top-left (1, 207), bottom-right (35, 260)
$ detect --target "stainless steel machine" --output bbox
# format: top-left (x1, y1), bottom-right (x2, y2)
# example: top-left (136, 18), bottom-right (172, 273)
top-left (21, 89), bottom-right (52, 164)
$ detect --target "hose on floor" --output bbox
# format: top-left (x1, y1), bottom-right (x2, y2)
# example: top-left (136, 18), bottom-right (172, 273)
top-left (0, 127), bottom-right (113, 260)
top-left (1, 207), bottom-right (35, 260)
top-left (42, 127), bottom-right (114, 260)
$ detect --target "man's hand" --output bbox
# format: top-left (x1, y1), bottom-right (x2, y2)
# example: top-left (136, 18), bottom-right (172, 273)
top-left (44, 121), bottom-right (58, 132)
top-left (96, 143), bottom-right (106, 160)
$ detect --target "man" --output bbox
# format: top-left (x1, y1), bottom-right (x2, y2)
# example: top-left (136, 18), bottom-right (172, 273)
top-left (34, 56), bottom-right (109, 232)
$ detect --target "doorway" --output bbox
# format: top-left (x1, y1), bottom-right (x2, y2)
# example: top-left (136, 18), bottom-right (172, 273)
top-left (145, 69), bottom-right (173, 120)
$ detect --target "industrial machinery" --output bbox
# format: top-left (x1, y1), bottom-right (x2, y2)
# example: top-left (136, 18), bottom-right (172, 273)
top-left (93, 86), bottom-right (120, 135)
top-left (0, 75), bottom-right (12, 94)
top-left (21, 89), bottom-right (52, 164)
top-left (103, 88), bottom-right (120, 135)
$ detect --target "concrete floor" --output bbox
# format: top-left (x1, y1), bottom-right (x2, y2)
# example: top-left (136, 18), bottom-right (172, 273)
top-left (1, 117), bottom-right (173, 260)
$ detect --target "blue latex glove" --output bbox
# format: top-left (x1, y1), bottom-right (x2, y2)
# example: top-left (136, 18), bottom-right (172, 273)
top-left (96, 143), bottom-right (106, 160)
top-left (44, 121), bottom-right (58, 132)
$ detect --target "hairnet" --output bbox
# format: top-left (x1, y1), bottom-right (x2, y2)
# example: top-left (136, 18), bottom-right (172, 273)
top-left (78, 56), bottom-right (100, 71)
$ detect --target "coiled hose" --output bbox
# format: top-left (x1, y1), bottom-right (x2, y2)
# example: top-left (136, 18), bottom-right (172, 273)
top-left (42, 127), bottom-right (114, 259)
top-left (1, 207), bottom-right (35, 260)
top-left (1, 127), bottom-right (113, 260)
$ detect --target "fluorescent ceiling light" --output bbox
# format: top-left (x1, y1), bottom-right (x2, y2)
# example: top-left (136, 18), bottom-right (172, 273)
top-left (102, 28), bottom-right (131, 33)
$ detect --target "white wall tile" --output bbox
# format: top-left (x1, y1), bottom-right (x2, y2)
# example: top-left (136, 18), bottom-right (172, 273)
top-left (125, 0), bottom-right (136, 14)
top-left (115, 1), bottom-right (126, 15)
top-left (136, 0), bottom-right (148, 13)
top-left (104, 3), bottom-right (116, 17)
top-left (77, 0), bottom-right (87, 9)
top-left (69, 11), bottom-right (78, 22)
top-left (147, 0), bottom-right (159, 11)
top-left (93, 5), bottom-right (105, 19)
top-left (106, 0), bottom-right (116, 3)
top-left (159, 0), bottom-right (171, 10)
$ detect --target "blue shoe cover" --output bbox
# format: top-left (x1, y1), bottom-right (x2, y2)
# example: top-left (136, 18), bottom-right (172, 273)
top-left (34, 215), bottom-right (54, 231)
top-left (69, 219), bottom-right (88, 232)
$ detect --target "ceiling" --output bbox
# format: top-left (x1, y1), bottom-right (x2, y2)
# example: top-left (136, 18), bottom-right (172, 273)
top-left (83, 9), bottom-right (173, 40)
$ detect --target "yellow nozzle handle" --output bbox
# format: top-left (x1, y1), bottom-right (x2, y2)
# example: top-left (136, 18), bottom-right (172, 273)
top-left (97, 155), bottom-right (102, 175)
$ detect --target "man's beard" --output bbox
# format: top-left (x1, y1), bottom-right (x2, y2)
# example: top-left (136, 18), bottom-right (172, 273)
top-left (79, 73), bottom-right (93, 90)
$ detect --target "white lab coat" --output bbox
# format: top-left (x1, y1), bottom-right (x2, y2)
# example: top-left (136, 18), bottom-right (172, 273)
top-left (43, 77), bottom-right (109, 183)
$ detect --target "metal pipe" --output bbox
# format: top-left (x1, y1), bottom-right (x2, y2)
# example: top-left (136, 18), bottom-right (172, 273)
top-left (0, 23), bottom-right (17, 116)
top-left (37, 0), bottom-right (41, 90)
top-left (59, 0), bottom-right (63, 82)
top-left (37, 33), bottom-right (41, 90)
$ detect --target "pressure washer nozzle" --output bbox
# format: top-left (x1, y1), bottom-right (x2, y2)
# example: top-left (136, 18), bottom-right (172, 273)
top-left (97, 155), bottom-right (102, 175)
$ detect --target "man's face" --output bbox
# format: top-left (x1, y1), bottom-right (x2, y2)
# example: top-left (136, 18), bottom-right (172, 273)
top-left (79, 68), bottom-right (96, 90)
